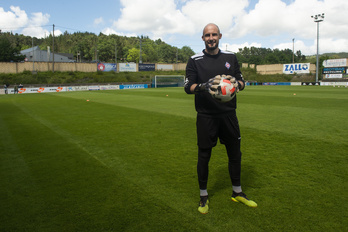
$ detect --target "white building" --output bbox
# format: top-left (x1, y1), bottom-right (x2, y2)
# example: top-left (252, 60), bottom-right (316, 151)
top-left (20, 46), bottom-right (74, 62)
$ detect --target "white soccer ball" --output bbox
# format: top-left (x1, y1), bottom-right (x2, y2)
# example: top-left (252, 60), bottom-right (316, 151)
top-left (210, 78), bottom-right (236, 102)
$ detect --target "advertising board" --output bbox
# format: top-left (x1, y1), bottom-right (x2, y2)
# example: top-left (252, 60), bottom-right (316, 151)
top-left (322, 58), bottom-right (347, 67)
top-left (139, 64), bottom-right (155, 71)
top-left (119, 63), bottom-right (137, 72)
top-left (97, 63), bottom-right (117, 72)
top-left (283, 63), bottom-right (310, 74)
top-left (323, 67), bottom-right (346, 74)
top-left (157, 64), bottom-right (173, 70)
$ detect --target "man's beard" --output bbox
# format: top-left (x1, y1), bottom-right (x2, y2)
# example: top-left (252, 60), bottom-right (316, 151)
top-left (205, 40), bottom-right (219, 51)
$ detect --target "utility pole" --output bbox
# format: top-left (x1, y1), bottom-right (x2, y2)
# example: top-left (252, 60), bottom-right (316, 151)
top-left (176, 48), bottom-right (178, 64)
top-left (115, 42), bottom-right (118, 72)
top-left (94, 37), bottom-right (99, 61)
top-left (292, 38), bottom-right (295, 63)
top-left (176, 48), bottom-right (178, 71)
top-left (32, 37), bottom-right (35, 72)
top-left (52, 24), bottom-right (55, 72)
top-left (139, 36), bottom-right (142, 64)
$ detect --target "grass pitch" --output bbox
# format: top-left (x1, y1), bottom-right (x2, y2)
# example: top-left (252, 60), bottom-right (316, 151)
top-left (1, 86), bottom-right (347, 231)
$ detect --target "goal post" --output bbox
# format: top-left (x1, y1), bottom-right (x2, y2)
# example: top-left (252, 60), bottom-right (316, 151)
top-left (152, 75), bottom-right (185, 88)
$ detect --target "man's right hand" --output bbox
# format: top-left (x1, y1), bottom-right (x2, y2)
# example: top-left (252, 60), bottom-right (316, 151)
top-left (193, 76), bottom-right (221, 93)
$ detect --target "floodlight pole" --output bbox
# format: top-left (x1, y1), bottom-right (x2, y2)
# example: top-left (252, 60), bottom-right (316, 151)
top-left (52, 24), bottom-right (55, 72)
top-left (311, 13), bottom-right (324, 83)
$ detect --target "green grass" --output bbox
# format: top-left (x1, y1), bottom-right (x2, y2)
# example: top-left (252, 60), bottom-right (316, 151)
top-left (1, 86), bottom-right (347, 231)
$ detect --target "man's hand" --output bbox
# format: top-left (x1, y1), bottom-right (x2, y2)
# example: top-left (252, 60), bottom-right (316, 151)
top-left (193, 75), bottom-right (220, 93)
top-left (224, 75), bottom-right (242, 92)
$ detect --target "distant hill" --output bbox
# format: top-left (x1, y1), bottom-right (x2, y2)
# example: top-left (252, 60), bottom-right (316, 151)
top-left (322, 52), bottom-right (348, 58)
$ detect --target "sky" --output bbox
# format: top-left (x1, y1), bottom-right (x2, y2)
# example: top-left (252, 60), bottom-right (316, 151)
top-left (1, 0), bottom-right (347, 56)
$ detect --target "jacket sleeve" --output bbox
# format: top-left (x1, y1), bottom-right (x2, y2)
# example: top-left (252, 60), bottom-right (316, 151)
top-left (233, 56), bottom-right (245, 91)
top-left (184, 58), bottom-right (197, 94)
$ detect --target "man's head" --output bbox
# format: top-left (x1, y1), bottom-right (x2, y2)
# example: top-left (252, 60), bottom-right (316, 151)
top-left (202, 23), bottom-right (222, 55)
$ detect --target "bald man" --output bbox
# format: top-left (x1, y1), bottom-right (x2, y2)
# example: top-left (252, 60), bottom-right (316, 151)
top-left (185, 23), bottom-right (257, 214)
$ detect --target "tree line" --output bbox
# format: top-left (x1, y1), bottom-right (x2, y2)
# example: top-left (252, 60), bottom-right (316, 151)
top-left (0, 31), bottom-right (340, 65)
top-left (0, 31), bottom-right (195, 64)
top-left (236, 46), bottom-right (307, 65)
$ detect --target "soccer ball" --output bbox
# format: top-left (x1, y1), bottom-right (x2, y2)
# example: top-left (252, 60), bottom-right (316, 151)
top-left (210, 78), bottom-right (236, 102)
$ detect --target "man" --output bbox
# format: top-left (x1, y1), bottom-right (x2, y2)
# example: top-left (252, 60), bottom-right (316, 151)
top-left (184, 23), bottom-right (257, 214)
top-left (14, 84), bottom-right (18, 94)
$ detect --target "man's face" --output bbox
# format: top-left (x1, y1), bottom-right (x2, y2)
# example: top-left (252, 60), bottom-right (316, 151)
top-left (202, 24), bottom-right (222, 52)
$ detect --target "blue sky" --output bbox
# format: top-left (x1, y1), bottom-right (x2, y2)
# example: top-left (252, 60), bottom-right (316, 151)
top-left (1, 0), bottom-right (347, 55)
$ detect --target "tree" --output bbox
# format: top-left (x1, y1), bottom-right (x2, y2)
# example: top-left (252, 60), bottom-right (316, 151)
top-left (127, 48), bottom-right (140, 62)
top-left (0, 36), bottom-right (26, 62)
top-left (157, 43), bottom-right (176, 63)
top-left (178, 46), bottom-right (195, 63)
top-left (295, 50), bottom-right (306, 62)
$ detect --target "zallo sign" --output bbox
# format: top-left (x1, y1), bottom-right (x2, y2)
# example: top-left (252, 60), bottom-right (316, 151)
top-left (283, 63), bottom-right (310, 74)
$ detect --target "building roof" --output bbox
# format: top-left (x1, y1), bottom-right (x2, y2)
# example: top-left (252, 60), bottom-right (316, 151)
top-left (20, 46), bottom-right (74, 61)
top-left (20, 46), bottom-right (40, 53)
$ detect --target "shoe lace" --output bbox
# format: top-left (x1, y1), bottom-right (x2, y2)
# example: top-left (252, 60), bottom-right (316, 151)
top-left (233, 191), bottom-right (248, 199)
top-left (199, 196), bottom-right (208, 207)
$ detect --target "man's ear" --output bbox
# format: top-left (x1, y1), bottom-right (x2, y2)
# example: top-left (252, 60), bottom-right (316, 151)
top-left (219, 33), bottom-right (222, 39)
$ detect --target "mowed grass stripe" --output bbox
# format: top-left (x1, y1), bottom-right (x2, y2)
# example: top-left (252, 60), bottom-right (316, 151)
top-left (243, 85), bottom-right (348, 100)
top-left (54, 88), bottom-right (197, 119)
top-left (238, 86), bottom-right (348, 145)
top-left (239, 103), bottom-right (347, 144)
top-left (0, 103), bottom-right (46, 226)
top-left (12, 98), bottom-right (110, 168)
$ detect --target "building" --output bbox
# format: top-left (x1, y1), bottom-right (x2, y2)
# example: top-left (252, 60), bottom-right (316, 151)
top-left (20, 46), bottom-right (74, 62)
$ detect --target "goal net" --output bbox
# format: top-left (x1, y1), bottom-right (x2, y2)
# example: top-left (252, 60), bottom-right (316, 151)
top-left (152, 75), bottom-right (185, 88)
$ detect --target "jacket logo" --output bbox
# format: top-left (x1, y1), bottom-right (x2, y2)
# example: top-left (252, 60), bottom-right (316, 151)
top-left (225, 62), bottom-right (231, 70)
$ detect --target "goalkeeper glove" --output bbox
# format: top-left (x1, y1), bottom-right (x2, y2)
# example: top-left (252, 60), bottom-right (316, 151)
top-left (193, 76), bottom-right (220, 93)
top-left (224, 75), bottom-right (241, 92)
top-left (209, 75), bottom-right (237, 93)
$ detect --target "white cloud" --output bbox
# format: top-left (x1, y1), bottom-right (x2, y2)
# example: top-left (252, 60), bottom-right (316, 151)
top-left (0, 6), bottom-right (28, 30)
top-left (182, 0), bottom-right (249, 35)
top-left (21, 11), bottom-right (51, 38)
top-left (111, 0), bottom-right (249, 37)
top-left (229, 0), bottom-right (348, 54)
top-left (319, 38), bottom-right (348, 54)
top-left (0, 6), bottom-right (51, 38)
top-left (112, 0), bottom-right (195, 37)
top-left (30, 12), bottom-right (50, 26)
top-left (101, 27), bottom-right (137, 37)
top-left (94, 17), bottom-right (104, 25)
top-left (273, 40), bottom-right (312, 55)
top-left (221, 42), bottom-right (262, 53)
top-left (109, 0), bottom-right (348, 55)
